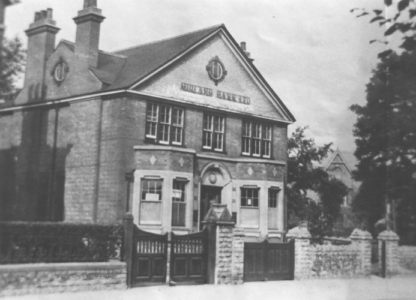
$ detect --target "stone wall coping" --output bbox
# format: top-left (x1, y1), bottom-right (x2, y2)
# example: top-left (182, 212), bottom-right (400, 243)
top-left (378, 230), bottom-right (400, 241)
top-left (286, 226), bottom-right (311, 239)
top-left (0, 261), bottom-right (126, 273)
top-left (350, 228), bottom-right (373, 241)
top-left (134, 145), bottom-right (196, 154)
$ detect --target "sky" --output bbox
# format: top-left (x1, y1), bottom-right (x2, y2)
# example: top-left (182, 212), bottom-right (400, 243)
top-left (3, 0), bottom-right (387, 154)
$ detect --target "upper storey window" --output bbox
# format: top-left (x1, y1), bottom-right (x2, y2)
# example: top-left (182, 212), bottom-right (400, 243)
top-left (203, 113), bottom-right (225, 152)
top-left (146, 103), bottom-right (184, 145)
top-left (242, 120), bottom-right (271, 158)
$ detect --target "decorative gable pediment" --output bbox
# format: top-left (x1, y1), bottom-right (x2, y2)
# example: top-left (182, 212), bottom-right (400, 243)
top-left (132, 28), bottom-right (294, 123)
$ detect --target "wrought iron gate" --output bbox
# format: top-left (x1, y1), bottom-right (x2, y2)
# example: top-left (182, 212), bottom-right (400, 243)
top-left (170, 229), bottom-right (208, 284)
top-left (244, 239), bottom-right (294, 282)
top-left (132, 226), bottom-right (168, 286)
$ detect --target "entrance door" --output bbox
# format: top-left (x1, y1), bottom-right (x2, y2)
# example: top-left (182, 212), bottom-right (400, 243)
top-left (200, 186), bottom-right (222, 229)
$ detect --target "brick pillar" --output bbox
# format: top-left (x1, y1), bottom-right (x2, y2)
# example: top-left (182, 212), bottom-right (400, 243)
top-left (378, 230), bottom-right (400, 277)
top-left (231, 228), bottom-right (244, 284)
top-left (350, 228), bottom-right (372, 277)
top-left (287, 226), bottom-right (312, 279)
top-left (216, 225), bottom-right (233, 284)
top-left (203, 203), bottom-right (242, 284)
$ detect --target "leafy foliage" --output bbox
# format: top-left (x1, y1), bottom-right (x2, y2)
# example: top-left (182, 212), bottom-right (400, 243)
top-left (352, 0), bottom-right (416, 56)
top-left (0, 222), bottom-right (124, 264)
top-left (0, 37), bottom-right (25, 101)
top-left (350, 51), bottom-right (416, 240)
top-left (287, 127), bottom-right (348, 239)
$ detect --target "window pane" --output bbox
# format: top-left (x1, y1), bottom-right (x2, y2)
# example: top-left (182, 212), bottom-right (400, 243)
top-left (146, 104), bottom-right (158, 138)
top-left (172, 127), bottom-right (182, 144)
top-left (203, 131), bottom-right (212, 148)
top-left (204, 114), bottom-right (224, 150)
top-left (243, 121), bottom-right (251, 137)
top-left (159, 124), bottom-right (170, 143)
top-left (241, 188), bottom-right (259, 207)
top-left (263, 140), bottom-right (271, 157)
top-left (268, 189), bottom-right (278, 208)
top-left (242, 137), bottom-right (250, 154)
top-left (172, 108), bottom-right (183, 126)
top-left (203, 114), bottom-right (213, 131)
top-left (141, 179), bottom-right (162, 201)
top-left (214, 116), bottom-right (224, 133)
top-left (172, 180), bottom-right (186, 202)
top-left (146, 104), bottom-right (158, 122)
top-left (172, 180), bottom-right (186, 227)
top-left (214, 132), bottom-right (223, 151)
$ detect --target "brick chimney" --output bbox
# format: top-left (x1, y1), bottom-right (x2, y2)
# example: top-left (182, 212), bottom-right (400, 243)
top-left (240, 42), bottom-right (254, 62)
top-left (73, 0), bottom-right (105, 69)
top-left (15, 8), bottom-right (60, 104)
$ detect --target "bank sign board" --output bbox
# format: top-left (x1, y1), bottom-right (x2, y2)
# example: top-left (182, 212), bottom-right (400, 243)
top-left (180, 82), bottom-right (250, 105)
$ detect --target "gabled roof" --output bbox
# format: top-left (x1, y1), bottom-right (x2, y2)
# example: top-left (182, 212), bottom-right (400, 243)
top-left (109, 24), bottom-right (223, 90)
top-left (57, 24), bottom-right (295, 122)
top-left (323, 149), bottom-right (358, 174)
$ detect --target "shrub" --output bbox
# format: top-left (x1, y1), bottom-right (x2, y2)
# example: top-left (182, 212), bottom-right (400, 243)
top-left (0, 222), bottom-right (123, 264)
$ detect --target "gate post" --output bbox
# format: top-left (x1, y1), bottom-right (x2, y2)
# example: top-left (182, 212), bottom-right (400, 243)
top-left (202, 203), bottom-right (235, 284)
top-left (350, 228), bottom-right (372, 277)
top-left (377, 230), bottom-right (399, 277)
top-left (205, 221), bottom-right (217, 284)
top-left (123, 213), bottom-right (134, 288)
top-left (287, 226), bottom-right (312, 280)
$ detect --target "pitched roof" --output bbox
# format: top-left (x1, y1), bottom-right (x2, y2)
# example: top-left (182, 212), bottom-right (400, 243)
top-left (322, 149), bottom-right (359, 173)
top-left (107, 24), bottom-right (223, 90)
top-left (57, 24), bottom-right (295, 122)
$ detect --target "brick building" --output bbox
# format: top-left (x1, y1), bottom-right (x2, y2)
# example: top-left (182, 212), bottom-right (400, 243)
top-left (0, 0), bottom-right (295, 239)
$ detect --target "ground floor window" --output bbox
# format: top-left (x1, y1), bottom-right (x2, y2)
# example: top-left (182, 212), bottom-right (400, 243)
top-left (139, 179), bottom-right (163, 225)
top-left (241, 188), bottom-right (259, 207)
top-left (268, 188), bottom-right (280, 229)
top-left (240, 187), bottom-right (260, 228)
top-left (172, 180), bottom-right (186, 227)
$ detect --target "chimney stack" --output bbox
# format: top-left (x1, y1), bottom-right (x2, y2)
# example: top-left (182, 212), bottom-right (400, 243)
top-left (15, 7), bottom-right (60, 104)
top-left (73, 0), bottom-right (105, 69)
top-left (240, 41), bottom-right (254, 62)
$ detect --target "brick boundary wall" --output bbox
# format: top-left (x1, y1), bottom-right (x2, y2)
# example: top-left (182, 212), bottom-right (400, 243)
top-left (0, 262), bottom-right (126, 297)
top-left (287, 227), bottom-right (372, 279)
top-left (398, 246), bottom-right (416, 273)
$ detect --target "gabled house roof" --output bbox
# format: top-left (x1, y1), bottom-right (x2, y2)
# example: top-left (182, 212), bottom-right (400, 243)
top-left (323, 149), bottom-right (359, 175)
top-left (57, 24), bottom-right (295, 122)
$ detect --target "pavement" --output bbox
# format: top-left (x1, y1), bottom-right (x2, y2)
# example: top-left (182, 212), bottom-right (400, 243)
top-left (3, 276), bottom-right (416, 300)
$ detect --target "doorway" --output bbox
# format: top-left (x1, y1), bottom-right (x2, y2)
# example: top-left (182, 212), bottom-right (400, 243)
top-left (200, 186), bottom-right (222, 229)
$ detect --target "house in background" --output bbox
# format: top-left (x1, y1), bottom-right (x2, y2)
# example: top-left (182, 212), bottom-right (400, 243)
top-left (0, 0), bottom-right (295, 240)
top-left (323, 149), bottom-right (361, 230)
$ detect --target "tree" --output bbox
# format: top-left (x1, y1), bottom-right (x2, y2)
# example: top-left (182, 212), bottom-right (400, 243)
top-left (0, 37), bottom-right (25, 101)
top-left (350, 51), bottom-right (416, 240)
top-left (287, 127), bottom-right (348, 239)
top-left (352, 0), bottom-right (416, 58)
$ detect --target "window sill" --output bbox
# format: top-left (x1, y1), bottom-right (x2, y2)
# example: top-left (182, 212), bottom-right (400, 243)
top-left (200, 147), bottom-right (227, 155)
top-left (240, 153), bottom-right (274, 160)
top-left (143, 139), bottom-right (186, 148)
top-left (240, 206), bottom-right (259, 209)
